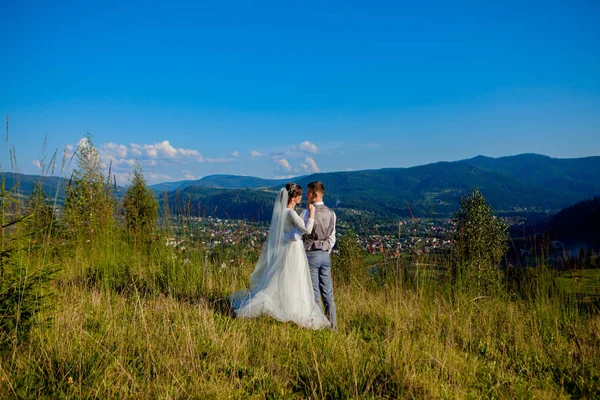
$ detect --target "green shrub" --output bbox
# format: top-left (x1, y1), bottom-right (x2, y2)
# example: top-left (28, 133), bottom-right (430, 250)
top-left (333, 229), bottom-right (366, 285)
top-left (122, 163), bottom-right (159, 240)
top-left (451, 188), bottom-right (509, 296)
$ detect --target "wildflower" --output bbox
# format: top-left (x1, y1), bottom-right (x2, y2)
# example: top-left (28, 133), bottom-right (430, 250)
top-left (67, 377), bottom-right (74, 384)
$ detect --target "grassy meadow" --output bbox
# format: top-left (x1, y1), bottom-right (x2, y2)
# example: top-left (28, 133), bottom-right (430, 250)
top-left (0, 223), bottom-right (599, 399)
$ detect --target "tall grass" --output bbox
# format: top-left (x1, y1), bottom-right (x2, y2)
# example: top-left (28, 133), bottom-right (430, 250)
top-left (0, 219), bottom-right (597, 398)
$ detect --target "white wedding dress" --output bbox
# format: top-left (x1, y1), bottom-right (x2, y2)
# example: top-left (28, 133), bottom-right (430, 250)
top-left (230, 189), bottom-right (331, 330)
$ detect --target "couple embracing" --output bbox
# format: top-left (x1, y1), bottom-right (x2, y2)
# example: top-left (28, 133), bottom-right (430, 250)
top-left (230, 181), bottom-right (337, 331)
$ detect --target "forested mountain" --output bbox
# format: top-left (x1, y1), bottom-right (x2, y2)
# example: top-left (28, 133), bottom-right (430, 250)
top-left (0, 172), bottom-right (65, 201)
top-left (163, 156), bottom-right (599, 221)
top-left (151, 175), bottom-right (300, 192)
top-left (179, 175), bottom-right (297, 190)
top-left (7, 154), bottom-right (600, 221)
top-left (461, 154), bottom-right (600, 198)
top-left (547, 196), bottom-right (600, 248)
top-left (151, 180), bottom-right (193, 192)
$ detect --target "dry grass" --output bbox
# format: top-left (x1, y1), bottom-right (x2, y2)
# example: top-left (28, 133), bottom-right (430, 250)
top-left (1, 236), bottom-right (598, 399)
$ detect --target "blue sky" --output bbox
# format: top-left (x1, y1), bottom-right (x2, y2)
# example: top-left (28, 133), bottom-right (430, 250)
top-left (1, 0), bottom-right (599, 183)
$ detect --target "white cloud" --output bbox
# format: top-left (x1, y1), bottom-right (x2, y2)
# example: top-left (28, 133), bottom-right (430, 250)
top-left (130, 144), bottom-right (143, 156)
top-left (143, 144), bottom-right (158, 158)
top-left (155, 140), bottom-right (178, 158)
top-left (251, 150), bottom-right (263, 157)
top-left (99, 144), bottom-right (137, 170)
top-left (182, 170), bottom-right (197, 180)
top-left (177, 147), bottom-right (203, 161)
top-left (93, 140), bottom-right (205, 185)
top-left (301, 157), bottom-right (320, 173)
top-left (231, 151), bottom-right (239, 157)
top-left (102, 142), bottom-right (128, 158)
top-left (300, 141), bottom-right (319, 154)
top-left (105, 141), bottom-right (204, 162)
top-left (277, 158), bottom-right (292, 172)
top-left (32, 160), bottom-right (42, 170)
top-left (275, 175), bottom-right (296, 179)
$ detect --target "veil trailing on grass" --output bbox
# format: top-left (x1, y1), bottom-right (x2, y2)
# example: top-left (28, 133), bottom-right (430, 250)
top-left (230, 189), bottom-right (288, 307)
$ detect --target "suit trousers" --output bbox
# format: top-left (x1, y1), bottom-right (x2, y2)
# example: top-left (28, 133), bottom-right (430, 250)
top-left (306, 251), bottom-right (337, 329)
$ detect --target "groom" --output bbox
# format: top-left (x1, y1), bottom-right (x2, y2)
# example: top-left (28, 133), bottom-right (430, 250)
top-left (299, 181), bottom-right (337, 330)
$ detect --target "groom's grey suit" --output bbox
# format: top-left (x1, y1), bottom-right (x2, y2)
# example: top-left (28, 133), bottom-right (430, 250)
top-left (300, 202), bottom-right (337, 330)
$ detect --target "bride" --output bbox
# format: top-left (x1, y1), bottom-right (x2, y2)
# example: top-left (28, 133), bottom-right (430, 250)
top-left (230, 183), bottom-right (331, 330)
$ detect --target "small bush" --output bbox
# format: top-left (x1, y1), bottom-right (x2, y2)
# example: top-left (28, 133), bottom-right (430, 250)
top-left (333, 229), bottom-right (366, 285)
top-left (451, 188), bottom-right (509, 296)
top-left (122, 163), bottom-right (159, 241)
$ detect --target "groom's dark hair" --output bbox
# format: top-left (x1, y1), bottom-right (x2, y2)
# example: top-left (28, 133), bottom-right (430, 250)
top-left (308, 181), bottom-right (325, 195)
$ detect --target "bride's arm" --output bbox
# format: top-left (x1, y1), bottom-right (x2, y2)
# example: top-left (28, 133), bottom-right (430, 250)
top-left (287, 209), bottom-right (314, 235)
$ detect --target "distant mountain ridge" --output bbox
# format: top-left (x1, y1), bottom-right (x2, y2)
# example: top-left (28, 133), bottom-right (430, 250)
top-left (6, 153), bottom-right (600, 221)
top-left (160, 154), bottom-right (600, 221)
top-left (0, 172), bottom-right (66, 200)
top-left (461, 154), bottom-right (600, 198)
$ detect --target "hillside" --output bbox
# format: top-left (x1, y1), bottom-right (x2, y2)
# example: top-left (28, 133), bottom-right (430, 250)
top-left (151, 175), bottom-right (302, 192)
top-left (0, 172), bottom-right (66, 201)
top-left (6, 154), bottom-right (600, 221)
top-left (547, 196), bottom-right (600, 249)
top-left (461, 154), bottom-right (600, 198)
top-left (178, 175), bottom-right (296, 190)
top-left (164, 158), bottom-right (595, 222)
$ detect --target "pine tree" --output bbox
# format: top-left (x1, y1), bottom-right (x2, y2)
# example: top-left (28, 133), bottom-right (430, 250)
top-left (63, 134), bottom-right (115, 240)
top-left (122, 163), bottom-right (158, 238)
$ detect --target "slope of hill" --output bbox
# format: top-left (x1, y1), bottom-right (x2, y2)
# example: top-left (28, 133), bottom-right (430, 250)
top-left (150, 175), bottom-right (300, 192)
top-left (1, 172), bottom-right (66, 201)
top-left (7, 154), bottom-right (600, 221)
top-left (177, 175), bottom-right (294, 190)
top-left (547, 196), bottom-right (600, 248)
top-left (461, 154), bottom-right (600, 197)
top-left (164, 160), bottom-right (592, 222)
top-left (151, 180), bottom-right (192, 192)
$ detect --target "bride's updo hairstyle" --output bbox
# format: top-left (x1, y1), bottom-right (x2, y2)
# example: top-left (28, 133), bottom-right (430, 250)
top-left (285, 182), bottom-right (302, 204)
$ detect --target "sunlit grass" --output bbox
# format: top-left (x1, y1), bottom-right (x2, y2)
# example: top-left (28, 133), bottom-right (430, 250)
top-left (1, 233), bottom-right (599, 398)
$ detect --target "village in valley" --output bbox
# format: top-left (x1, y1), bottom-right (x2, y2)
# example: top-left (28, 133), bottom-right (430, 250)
top-left (166, 214), bottom-right (461, 256)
